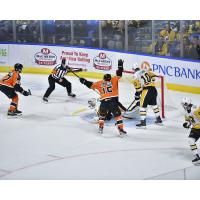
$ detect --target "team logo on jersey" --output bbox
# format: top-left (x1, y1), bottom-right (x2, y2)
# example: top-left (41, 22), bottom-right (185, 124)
top-left (34, 48), bottom-right (57, 65)
top-left (93, 52), bottom-right (112, 71)
top-left (141, 61), bottom-right (151, 70)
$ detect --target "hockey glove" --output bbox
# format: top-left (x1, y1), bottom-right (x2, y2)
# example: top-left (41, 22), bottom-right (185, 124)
top-left (22, 89), bottom-right (31, 96)
top-left (67, 67), bottom-right (72, 72)
top-left (183, 121), bottom-right (191, 129)
top-left (80, 78), bottom-right (93, 88)
top-left (80, 78), bottom-right (86, 84)
top-left (118, 59), bottom-right (124, 68)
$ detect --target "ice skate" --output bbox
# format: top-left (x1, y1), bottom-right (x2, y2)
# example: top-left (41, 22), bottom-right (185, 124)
top-left (7, 110), bottom-right (21, 117)
top-left (43, 96), bottom-right (48, 102)
top-left (68, 93), bottom-right (76, 97)
top-left (118, 128), bottom-right (127, 138)
top-left (136, 120), bottom-right (146, 128)
top-left (14, 109), bottom-right (22, 115)
top-left (192, 154), bottom-right (200, 165)
top-left (98, 126), bottom-right (104, 134)
top-left (155, 116), bottom-right (163, 125)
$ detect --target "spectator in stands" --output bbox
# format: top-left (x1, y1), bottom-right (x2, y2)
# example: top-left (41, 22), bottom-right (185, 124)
top-left (186, 36), bottom-right (200, 59)
top-left (196, 38), bottom-right (200, 59)
top-left (160, 24), bottom-right (176, 42)
top-left (0, 20), bottom-right (12, 42)
top-left (155, 36), bottom-right (169, 56)
top-left (169, 38), bottom-right (180, 57)
top-left (55, 20), bottom-right (71, 44)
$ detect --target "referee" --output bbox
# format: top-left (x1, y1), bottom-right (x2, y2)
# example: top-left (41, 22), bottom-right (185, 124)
top-left (43, 58), bottom-right (80, 102)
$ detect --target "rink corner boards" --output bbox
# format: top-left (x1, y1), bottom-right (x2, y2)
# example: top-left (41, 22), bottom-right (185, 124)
top-left (0, 66), bottom-right (200, 94)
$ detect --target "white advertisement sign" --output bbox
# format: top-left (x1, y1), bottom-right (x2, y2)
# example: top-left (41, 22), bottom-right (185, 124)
top-left (136, 55), bottom-right (200, 87)
top-left (6, 44), bottom-right (134, 73)
top-left (0, 43), bottom-right (199, 88)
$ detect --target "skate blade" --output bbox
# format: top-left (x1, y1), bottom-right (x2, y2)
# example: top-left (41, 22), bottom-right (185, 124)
top-left (119, 133), bottom-right (127, 138)
top-left (122, 115), bottom-right (134, 119)
top-left (193, 161), bottom-right (200, 166)
top-left (155, 123), bottom-right (164, 126)
top-left (7, 115), bottom-right (22, 119)
top-left (136, 126), bottom-right (147, 129)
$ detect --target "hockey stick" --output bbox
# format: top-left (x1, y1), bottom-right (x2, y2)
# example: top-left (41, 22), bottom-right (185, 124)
top-left (71, 107), bottom-right (88, 116)
top-left (118, 101), bottom-right (127, 112)
top-left (69, 70), bottom-right (100, 95)
top-left (126, 99), bottom-right (136, 111)
top-left (69, 69), bottom-right (82, 78)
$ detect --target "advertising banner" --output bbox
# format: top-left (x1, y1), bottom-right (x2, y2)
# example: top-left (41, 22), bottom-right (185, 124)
top-left (0, 44), bottom-right (9, 66)
top-left (0, 43), bottom-right (199, 88)
top-left (136, 55), bottom-right (200, 87)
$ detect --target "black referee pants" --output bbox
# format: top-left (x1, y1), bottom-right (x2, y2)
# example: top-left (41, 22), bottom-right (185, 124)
top-left (43, 75), bottom-right (72, 98)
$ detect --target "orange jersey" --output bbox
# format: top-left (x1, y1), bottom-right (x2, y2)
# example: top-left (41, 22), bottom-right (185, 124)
top-left (0, 70), bottom-right (21, 88)
top-left (91, 76), bottom-right (120, 100)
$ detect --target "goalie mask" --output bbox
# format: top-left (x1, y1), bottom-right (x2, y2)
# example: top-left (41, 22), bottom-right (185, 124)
top-left (132, 63), bottom-right (140, 72)
top-left (88, 98), bottom-right (96, 109)
top-left (181, 97), bottom-right (192, 110)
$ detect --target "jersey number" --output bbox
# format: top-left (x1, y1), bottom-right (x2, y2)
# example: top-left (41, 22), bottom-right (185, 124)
top-left (141, 73), bottom-right (151, 85)
top-left (102, 85), bottom-right (112, 94)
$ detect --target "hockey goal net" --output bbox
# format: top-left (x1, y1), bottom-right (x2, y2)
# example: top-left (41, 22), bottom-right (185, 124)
top-left (121, 70), bottom-right (168, 119)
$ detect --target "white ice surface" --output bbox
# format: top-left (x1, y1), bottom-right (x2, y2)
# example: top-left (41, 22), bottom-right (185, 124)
top-left (0, 73), bottom-right (200, 180)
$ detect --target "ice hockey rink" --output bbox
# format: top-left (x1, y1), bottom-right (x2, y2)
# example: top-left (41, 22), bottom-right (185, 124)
top-left (0, 73), bottom-right (200, 180)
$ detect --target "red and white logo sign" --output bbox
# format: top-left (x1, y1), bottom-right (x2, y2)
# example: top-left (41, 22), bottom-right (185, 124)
top-left (93, 52), bottom-right (112, 71)
top-left (34, 48), bottom-right (57, 65)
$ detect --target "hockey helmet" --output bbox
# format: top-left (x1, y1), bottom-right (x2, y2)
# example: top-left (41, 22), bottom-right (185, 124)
top-left (14, 63), bottom-right (23, 72)
top-left (132, 63), bottom-right (140, 72)
top-left (103, 74), bottom-right (111, 81)
top-left (181, 97), bottom-right (192, 109)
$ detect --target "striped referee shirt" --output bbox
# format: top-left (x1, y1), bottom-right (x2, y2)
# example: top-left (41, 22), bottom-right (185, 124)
top-left (51, 65), bottom-right (69, 80)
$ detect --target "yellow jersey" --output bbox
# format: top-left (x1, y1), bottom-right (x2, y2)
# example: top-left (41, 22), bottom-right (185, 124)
top-left (133, 70), bottom-right (156, 92)
top-left (184, 105), bottom-right (200, 129)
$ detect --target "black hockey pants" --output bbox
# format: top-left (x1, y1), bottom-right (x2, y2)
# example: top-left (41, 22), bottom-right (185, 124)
top-left (43, 75), bottom-right (72, 98)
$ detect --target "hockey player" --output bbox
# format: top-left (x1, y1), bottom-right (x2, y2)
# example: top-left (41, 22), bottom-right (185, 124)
top-left (181, 97), bottom-right (200, 165)
top-left (0, 63), bottom-right (31, 116)
top-left (43, 58), bottom-right (81, 102)
top-left (79, 59), bottom-right (127, 137)
top-left (132, 63), bottom-right (162, 127)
